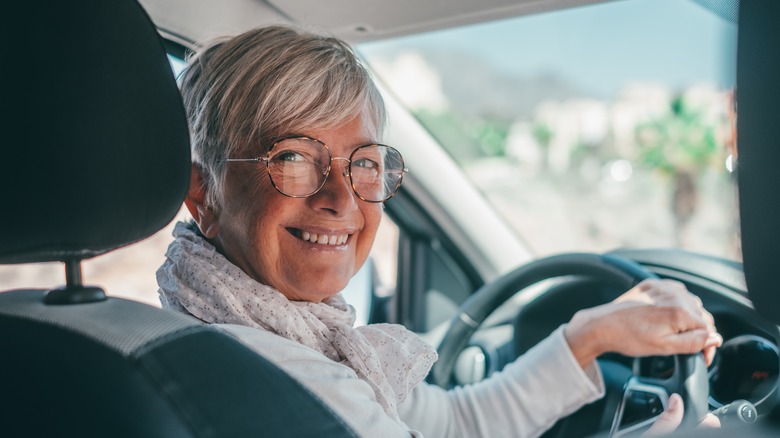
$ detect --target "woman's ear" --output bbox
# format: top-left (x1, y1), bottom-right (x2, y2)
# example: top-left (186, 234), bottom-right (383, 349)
top-left (185, 164), bottom-right (220, 238)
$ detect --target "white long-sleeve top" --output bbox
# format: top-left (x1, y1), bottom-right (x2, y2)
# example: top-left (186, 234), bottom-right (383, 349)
top-left (217, 324), bottom-right (605, 438)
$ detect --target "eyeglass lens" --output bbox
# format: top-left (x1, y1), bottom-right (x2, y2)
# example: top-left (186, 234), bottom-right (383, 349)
top-left (266, 138), bottom-right (404, 202)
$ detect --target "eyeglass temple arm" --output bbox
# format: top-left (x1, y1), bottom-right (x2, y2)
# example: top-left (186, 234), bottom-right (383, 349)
top-left (224, 158), bottom-right (268, 163)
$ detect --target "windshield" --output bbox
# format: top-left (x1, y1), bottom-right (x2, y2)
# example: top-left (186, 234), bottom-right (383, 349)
top-left (359, 0), bottom-right (739, 260)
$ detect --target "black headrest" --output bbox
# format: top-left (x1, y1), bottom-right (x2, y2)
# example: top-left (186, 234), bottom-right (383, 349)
top-left (737, 0), bottom-right (780, 323)
top-left (0, 0), bottom-right (190, 264)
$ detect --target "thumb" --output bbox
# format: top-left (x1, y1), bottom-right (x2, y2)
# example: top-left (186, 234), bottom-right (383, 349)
top-left (645, 393), bottom-right (683, 436)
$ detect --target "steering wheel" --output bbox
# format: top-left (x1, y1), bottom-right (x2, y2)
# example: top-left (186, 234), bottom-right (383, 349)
top-left (430, 253), bottom-right (709, 436)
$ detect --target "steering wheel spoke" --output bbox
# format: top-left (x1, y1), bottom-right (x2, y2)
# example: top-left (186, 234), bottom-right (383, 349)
top-left (612, 354), bottom-right (709, 436)
top-left (611, 377), bottom-right (670, 437)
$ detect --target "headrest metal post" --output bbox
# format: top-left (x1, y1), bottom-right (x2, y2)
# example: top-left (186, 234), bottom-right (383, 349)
top-left (64, 259), bottom-right (83, 287)
top-left (43, 259), bottom-right (107, 305)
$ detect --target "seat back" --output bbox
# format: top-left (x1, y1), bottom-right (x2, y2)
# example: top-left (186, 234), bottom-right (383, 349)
top-left (0, 290), bottom-right (355, 437)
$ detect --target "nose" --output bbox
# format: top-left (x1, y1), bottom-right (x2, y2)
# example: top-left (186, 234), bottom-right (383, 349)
top-left (307, 158), bottom-right (357, 214)
top-left (332, 157), bottom-right (351, 177)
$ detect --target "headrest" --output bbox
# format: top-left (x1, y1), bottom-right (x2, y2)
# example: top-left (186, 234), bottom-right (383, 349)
top-left (0, 0), bottom-right (191, 264)
top-left (737, 0), bottom-right (780, 323)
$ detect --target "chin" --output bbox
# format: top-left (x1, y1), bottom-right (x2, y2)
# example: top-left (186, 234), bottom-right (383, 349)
top-left (311, 284), bottom-right (349, 302)
top-left (282, 279), bottom-right (348, 303)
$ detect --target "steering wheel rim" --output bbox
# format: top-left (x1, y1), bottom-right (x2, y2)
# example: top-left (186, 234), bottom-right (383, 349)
top-left (431, 253), bottom-right (649, 386)
top-left (430, 252), bottom-right (709, 435)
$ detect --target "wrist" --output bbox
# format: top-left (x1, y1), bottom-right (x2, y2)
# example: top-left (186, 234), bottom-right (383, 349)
top-left (564, 310), bottom-right (606, 369)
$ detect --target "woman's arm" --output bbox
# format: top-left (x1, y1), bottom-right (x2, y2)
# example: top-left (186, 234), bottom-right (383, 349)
top-left (399, 279), bottom-right (720, 438)
top-left (218, 322), bottom-right (600, 438)
top-left (398, 327), bottom-right (604, 438)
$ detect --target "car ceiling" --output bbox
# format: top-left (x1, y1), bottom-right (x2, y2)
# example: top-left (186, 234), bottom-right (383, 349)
top-left (138, 0), bottom-right (617, 48)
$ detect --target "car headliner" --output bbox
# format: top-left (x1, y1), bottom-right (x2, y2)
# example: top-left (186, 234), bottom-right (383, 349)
top-left (138, 0), bottom-right (618, 48)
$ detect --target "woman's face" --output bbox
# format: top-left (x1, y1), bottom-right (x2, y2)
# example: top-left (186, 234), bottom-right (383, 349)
top-left (212, 113), bottom-right (383, 302)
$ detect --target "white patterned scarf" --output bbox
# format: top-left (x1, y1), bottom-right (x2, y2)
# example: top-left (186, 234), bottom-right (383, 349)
top-left (157, 221), bottom-right (437, 422)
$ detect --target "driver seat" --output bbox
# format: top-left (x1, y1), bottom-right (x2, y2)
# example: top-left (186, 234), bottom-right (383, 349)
top-left (0, 1), bottom-right (355, 436)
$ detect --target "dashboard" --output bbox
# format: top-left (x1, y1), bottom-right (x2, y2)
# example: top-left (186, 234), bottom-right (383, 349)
top-left (637, 333), bottom-right (779, 413)
top-left (709, 334), bottom-right (778, 410)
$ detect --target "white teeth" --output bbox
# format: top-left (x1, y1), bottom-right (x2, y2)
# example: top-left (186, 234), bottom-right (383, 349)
top-left (298, 230), bottom-right (349, 246)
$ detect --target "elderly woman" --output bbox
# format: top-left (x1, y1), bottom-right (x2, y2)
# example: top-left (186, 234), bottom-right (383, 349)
top-left (157, 25), bottom-right (721, 437)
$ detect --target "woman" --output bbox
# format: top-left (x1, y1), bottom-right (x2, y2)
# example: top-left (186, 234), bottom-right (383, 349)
top-left (157, 25), bottom-right (721, 437)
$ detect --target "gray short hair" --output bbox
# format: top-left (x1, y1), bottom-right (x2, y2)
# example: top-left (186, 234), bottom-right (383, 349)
top-left (179, 25), bottom-right (386, 209)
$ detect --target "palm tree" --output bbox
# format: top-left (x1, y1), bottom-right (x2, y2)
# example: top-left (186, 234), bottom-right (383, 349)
top-left (634, 94), bottom-right (725, 246)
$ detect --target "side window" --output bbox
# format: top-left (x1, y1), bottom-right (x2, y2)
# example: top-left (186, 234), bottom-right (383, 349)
top-left (371, 214), bottom-right (400, 297)
top-left (340, 214), bottom-right (399, 326)
top-left (0, 210), bottom-right (189, 305)
top-left (420, 239), bottom-right (473, 331)
top-left (358, 211), bottom-right (479, 333)
top-left (168, 55), bottom-right (186, 78)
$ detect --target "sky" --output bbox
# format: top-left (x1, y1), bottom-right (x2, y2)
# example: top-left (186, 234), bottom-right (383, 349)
top-left (360, 0), bottom-right (738, 99)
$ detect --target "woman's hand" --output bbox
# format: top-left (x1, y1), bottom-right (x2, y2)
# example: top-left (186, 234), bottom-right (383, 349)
top-left (564, 279), bottom-right (723, 368)
top-left (644, 394), bottom-right (721, 435)
top-left (564, 280), bottom-right (723, 435)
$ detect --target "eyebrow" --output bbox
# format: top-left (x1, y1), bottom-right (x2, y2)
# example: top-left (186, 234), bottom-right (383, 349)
top-left (274, 134), bottom-right (379, 150)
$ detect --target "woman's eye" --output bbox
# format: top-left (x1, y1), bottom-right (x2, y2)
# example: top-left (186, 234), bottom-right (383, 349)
top-left (274, 151), bottom-right (306, 162)
top-left (353, 158), bottom-right (378, 169)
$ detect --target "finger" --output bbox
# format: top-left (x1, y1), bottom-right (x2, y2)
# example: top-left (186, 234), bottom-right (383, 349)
top-left (699, 413), bottom-right (721, 429)
top-left (646, 393), bottom-right (683, 436)
top-left (705, 332), bottom-right (723, 348)
top-left (666, 306), bottom-right (708, 333)
top-left (661, 279), bottom-right (688, 293)
top-left (701, 309), bottom-right (715, 328)
top-left (636, 279), bottom-right (657, 290)
top-left (663, 328), bottom-right (709, 355)
top-left (702, 333), bottom-right (723, 366)
top-left (617, 282), bottom-right (655, 304)
top-left (639, 280), bottom-right (665, 297)
top-left (645, 285), bottom-right (695, 308)
top-left (634, 279), bottom-right (666, 297)
top-left (703, 345), bottom-right (717, 366)
top-left (650, 279), bottom-right (686, 295)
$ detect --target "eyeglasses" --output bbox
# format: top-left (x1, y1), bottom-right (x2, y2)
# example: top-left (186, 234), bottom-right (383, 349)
top-left (225, 136), bottom-right (407, 202)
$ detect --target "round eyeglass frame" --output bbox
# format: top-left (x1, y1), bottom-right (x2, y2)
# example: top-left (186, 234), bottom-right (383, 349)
top-left (225, 136), bottom-right (408, 203)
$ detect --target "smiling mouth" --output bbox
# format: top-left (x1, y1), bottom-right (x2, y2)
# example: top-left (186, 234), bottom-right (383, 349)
top-left (288, 228), bottom-right (350, 246)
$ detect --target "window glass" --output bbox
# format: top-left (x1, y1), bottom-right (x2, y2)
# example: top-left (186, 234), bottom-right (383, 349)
top-left (423, 242), bottom-right (473, 331)
top-left (341, 214), bottom-right (399, 326)
top-left (168, 54), bottom-right (186, 78)
top-left (359, 0), bottom-right (740, 260)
